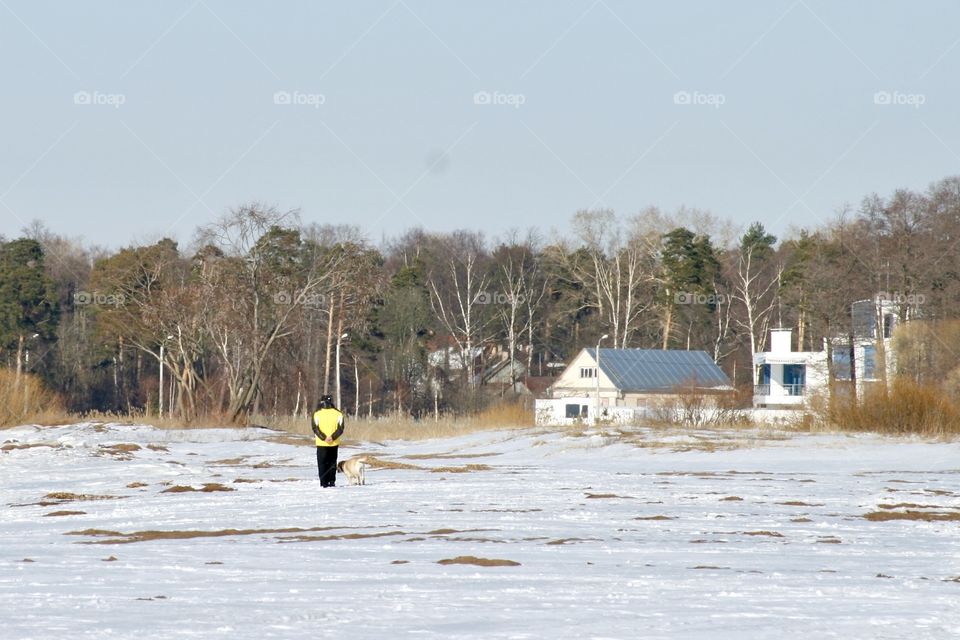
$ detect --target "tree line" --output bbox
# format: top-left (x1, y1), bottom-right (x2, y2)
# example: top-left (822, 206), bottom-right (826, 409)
top-left (3, 174), bottom-right (960, 421)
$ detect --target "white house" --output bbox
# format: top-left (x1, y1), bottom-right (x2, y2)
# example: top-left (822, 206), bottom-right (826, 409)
top-left (535, 348), bottom-right (731, 425)
top-left (753, 297), bottom-right (907, 409)
top-left (839, 297), bottom-right (902, 393)
top-left (753, 328), bottom-right (829, 408)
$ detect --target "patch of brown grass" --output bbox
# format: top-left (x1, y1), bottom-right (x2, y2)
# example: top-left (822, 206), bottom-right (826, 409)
top-left (127, 482), bottom-right (149, 489)
top-left (403, 452), bottom-right (501, 460)
top-left (365, 457), bottom-right (423, 471)
top-left (779, 501), bottom-right (824, 507)
top-left (68, 525), bottom-right (348, 544)
top-left (634, 515), bottom-right (674, 521)
top-left (43, 510), bottom-right (86, 517)
top-left (430, 464), bottom-right (493, 473)
top-left (161, 483), bottom-right (234, 494)
top-left (69, 528), bottom-right (123, 537)
top-left (427, 528), bottom-right (498, 535)
top-left (436, 555), bottom-right (520, 567)
top-left (209, 457), bottom-right (247, 466)
top-left (545, 538), bottom-right (599, 545)
top-left (877, 503), bottom-right (946, 510)
top-left (742, 530), bottom-right (785, 538)
top-left (278, 531), bottom-right (407, 543)
top-left (2, 442), bottom-right (57, 452)
top-left (44, 492), bottom-right (121, 503)
top-left (102, 443), bottom-right (141, 453)
top-left (585, 493), bottom-right (631, 499)
top-left (266, 435), bottom-right (312, 447)
top-left (863, 510), bottom-right (960, 522)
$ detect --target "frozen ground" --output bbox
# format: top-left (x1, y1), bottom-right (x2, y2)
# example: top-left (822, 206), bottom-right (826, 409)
top-left (1, 422), bottom-right (959, 639)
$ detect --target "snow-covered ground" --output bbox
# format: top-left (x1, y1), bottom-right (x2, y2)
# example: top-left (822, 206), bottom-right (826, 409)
top-left (2, 422), bottom-right (959, 639)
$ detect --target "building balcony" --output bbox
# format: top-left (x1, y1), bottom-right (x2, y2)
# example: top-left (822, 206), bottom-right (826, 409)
top-left (753, 383), bottom-right (806, 406)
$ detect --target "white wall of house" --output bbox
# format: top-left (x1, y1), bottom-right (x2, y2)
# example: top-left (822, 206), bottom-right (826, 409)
top-left (753, 329), bottom-right (829, 408)
top-left (534, 397), bottom-right (643, 425)
top-left (547, 349), bottom-right (620, 405)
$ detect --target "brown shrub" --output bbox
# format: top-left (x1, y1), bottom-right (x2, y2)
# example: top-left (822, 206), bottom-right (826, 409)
top-left (828, 378), bottom-right (960, 436)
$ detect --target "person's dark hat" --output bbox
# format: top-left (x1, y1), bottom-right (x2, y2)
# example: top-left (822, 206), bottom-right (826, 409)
top-left (319, 394), bottom-right (334, 408)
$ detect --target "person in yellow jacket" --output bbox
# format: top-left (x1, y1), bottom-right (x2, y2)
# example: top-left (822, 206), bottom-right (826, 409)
top-left (312, 395), bottom-right (344, 487)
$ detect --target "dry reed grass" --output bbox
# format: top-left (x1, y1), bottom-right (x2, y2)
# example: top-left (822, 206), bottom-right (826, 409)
top-left (826, 378), bottom-right (960, 437)
top-left (0, 370), bottom-right (65, 427)
top-left (254, 401), bottom-right (535, 442)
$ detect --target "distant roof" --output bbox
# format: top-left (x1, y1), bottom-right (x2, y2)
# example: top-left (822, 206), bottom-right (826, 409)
top-left (522, 376), bottom-right (555, 396)
top-left (587, 348), bottom-right (731, 392)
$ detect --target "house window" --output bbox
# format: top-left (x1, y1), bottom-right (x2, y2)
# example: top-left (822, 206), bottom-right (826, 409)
top-left (833, 349), bottom-right (852, 380)
top-left (863, 345), bottom-right (877, 380)
top-left (760, 364), bottom-right (771, 385)
top-left (579, 367), bottom-right (595, 379)
top-left (565, 404), bottom-right (589, 419)
top-left (783, 364), bottom-right (806, 395)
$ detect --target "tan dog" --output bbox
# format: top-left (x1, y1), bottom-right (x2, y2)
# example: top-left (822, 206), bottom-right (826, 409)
top-left (337, 455), bottom-right (371, 485)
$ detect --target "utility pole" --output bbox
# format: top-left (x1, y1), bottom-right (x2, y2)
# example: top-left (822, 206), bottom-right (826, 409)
top-left (595, 334), bottom-right (608, 425)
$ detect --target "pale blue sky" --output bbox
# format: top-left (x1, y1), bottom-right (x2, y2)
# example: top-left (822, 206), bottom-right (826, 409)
top-left (1, 1), bottom-right (958, 249)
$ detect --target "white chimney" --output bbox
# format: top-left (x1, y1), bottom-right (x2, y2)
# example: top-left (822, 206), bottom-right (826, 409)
top-left (770, 328), bottom-right (793, 353)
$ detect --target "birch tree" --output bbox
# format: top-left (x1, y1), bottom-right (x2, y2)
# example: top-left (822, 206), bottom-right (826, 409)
top-left (427, 231), bottom-right (492, 387)
top-left (570, 209), bottom-right (656, 348)
top-left (491, 235), bottom-right (547, 390)
top-left (731, 223), bottom-right (782, 382)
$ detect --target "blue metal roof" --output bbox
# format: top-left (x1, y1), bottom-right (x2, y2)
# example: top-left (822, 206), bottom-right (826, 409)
top-left (587, 348), bottom-right (730, 392)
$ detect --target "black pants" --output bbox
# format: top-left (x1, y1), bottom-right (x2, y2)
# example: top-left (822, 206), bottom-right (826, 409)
top-left (317, 446), bottom-right (339, 487)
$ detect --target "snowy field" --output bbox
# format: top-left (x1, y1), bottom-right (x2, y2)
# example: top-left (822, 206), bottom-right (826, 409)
top-left (2, 422), bottom-right (959, 640)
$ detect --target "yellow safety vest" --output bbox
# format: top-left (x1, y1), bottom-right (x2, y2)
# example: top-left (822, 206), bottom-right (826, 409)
top-left (313, 408), bottom-right (343, 447)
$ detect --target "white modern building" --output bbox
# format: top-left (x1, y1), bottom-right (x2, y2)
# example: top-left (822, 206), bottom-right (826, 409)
top-left (752, 328), bottom-right (829, 408)
top-left (753, 297), bottom-right (906, 409)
